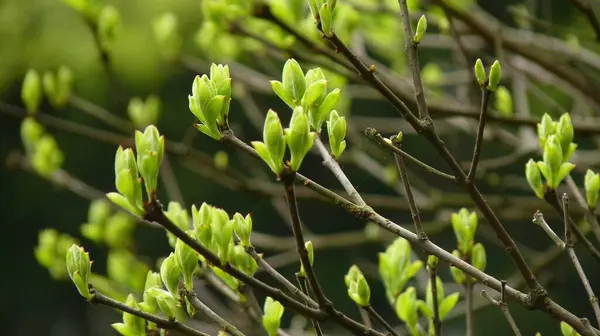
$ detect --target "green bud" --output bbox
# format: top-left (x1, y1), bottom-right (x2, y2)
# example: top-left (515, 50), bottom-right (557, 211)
top-left (487, 60), bottom-right (501, 91)
top-left (327, 110), bottom-right (347, 159)
top-left (299, 240), bottom-right (314, 277)
top-left (42, 71), bottom-right (58, 106)
top-left (378, 237), bottom-right (421, 304)
top-left (414, 15), bottom-right (427, 43)
top-left (21, 69), bottom-right (42, 114)
top-left (427, 255), bottom-right (439, 269)
top-left (31, 134), bottom-right (64, 178)
top-left (55, 66), bottom-right (74, 107)
top-left (65, 244), bottom-right (92, 299)
top-left (560, 321), bottom-right (580, 336)
top-left (494, 86), bottom-right (513, 117)
top-left (104, 212), bottom-right (135, 248)
top-left (135, 125), bottom-right (165, 197)
top-left (110, 147), bottom-right (143, 215)
top-left (97, 5), bottom-right (120, 53)
top-left (307, 0), bottom-right (319, 19)
top-left (285, 107), bottom-right (315, 171)
top-left (107, 249), bottom-right (149, 293)
top-left (165, 201), bottom-right (190, 248)
top-left (211, 266), bottom-right (239, 291)
top-left (282, 59), bottom-right (306, 102)
top-left (230, 245), bottom-right (258, 277)
top-left (346, 265), bottom-right (370, 307)
top-left (302, 79), bottom-right (328, 109)
top-left (203, 93), bottom-right (227, 130)
top-left (128, 95), bottom-right (161, 129)
top-left (146, 288), bottom-right (179, 319)
top-left (153, 12), bottom-right (182, 61)
top-left (304, 68), bottom-right (327, 88)
top-left (450, 250), bottom-right (465, 285)
top-left (539, 135), bottom-right (575, 190)
top-left (262, 297), bottom-right (285, 336)
top-left (525, 159), bottom-right (544, 199)
top-left (211, 208), bottom-right (234, 264)
top-left (192, 203), bottom-right (214, 252)
top-left (111, 294), bottom-right (146, 336)
top-left (555, 113), bottom-right (574, 158)
top-left (537, 113), bottom-right (556, 150)
top-left (233, 213), bottom-right (252, 247)
top-left (20, 117), bottom-right (44, 154)
top-left (35, 229), bottom-right (78, 280)
top-left (395, 287), bottom-right (419, 332)
top-left (141, 271), bottom-right (161, 314)
top-left (160, 253), bottom-right (181, 299)
top-left (308, 88), bottom-right (342, 132)
top-left (319, 3), bottom-right (333, 35)
top-left (439, 292), bottom-right (460, 320)
top-left (253, 110), bottom-right (286, 175)
top-left (214, 151), bottom-right (229, 170)
top-left (175, 236), bottom-right (199, 291)
top-left (471, 243), bottom-right (486, 273)
top-left (451, 208), bottom-right (477, 255)
top-left (271, 80), bottom-right (296, 108)
top-left (585, 169), bottom-right (600, 209)
top-left (474, 58), bottom-right (486, 86)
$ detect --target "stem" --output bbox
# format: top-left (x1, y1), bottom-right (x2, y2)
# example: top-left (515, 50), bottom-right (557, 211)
top-left (480, 281), bottom-right (522, 336)
top-left (245, 246), bottom-right (317, 307)
top-left (392, 136), bottom-right (427, 239)
top-left (280, 170), bottom-right (329, 308)
top-left (562, 194), bottom-right (600, 327)
top-left (465, 276), bottom-right (474, 336)
top-left (467, 88), bottom-right (491, 181)
top-left (397, 0), bottom-right (430, 119)
top-left (544, 190), bottom-right (600, 263)
top-left (296, 274), bottom-right (324, 336)
top-left (364, 129), bottom-right (455, 180)
top-left (532, 211), bottom-right (566, 249)
top-left (68, 95), bottom-right (133, 133)
top-left (90, 290), bottom-right (209, 336)
top-left (365, 306), bottom-right (400, 336)
top-left (314, 137), bottom-right (366, 206)
top-left (185, 291), bottom-right (246, 336)
top-left (429, 261), bottom-right (441, 336)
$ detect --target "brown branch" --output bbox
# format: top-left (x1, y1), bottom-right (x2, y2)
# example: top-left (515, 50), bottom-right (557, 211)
top-left (467, 88), bottom-right (492, 181)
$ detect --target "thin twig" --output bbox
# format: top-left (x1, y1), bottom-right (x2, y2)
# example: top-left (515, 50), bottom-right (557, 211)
top-left (465, 276), bottom-right (474, 336)
top-left (364, 129), bottom-right (455, 180)
top-left (296, 274), bottom-right (324, 336)
top-left (397, 0), bottom-right (429, 119)
top-left (467, 88), bottom-right (492, 181)
top-left (245, 246), bottom-right (317, 307)
top-left (392, 135), bottom-right (427, 239)
top-left (68, 95), bottom-right (133, 133)
top-left (429, 260), bottom-right (441, 336)
top-left (314, 137), bottom-right (366, 206)
top-left (562, 194), bottom-right (600, 327)
top-left (544, 190), bottom-right (600, 263)
top-left (185, 291), bottom-right (246, 336)
top-left (280, 170), bottom-right (329, 309)
top-left (90, 290), bottom-right (209, 336)
top-left (365, 306), bottom-right (400, 336)
top-left (480, 281), bottom-right (522, 336)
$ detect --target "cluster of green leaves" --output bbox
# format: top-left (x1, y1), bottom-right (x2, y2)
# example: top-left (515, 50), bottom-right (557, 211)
top-left (20, 118), bottom-right (64, 178)
top-left (449, 209), bottom-right (487, 286)
top-left (526, 113), bottom-right (580, 196)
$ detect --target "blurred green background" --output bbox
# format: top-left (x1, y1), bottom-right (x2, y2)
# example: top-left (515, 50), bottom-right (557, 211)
top-left (1, 0), bottom-right (599, 335)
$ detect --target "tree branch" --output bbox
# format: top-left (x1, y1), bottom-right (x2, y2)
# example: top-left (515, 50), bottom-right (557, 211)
top-left (185, 290), bottom-right (246, 336)
top-left (90, 290), bottom-right (209, 336)
top-left (467, 88), bottom-right (492, 181)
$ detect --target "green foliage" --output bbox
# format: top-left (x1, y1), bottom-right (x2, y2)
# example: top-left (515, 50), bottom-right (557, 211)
top-left (345, 265), bottom-right (371, 307)
top-left (378, 237), bottom-right (422, 304)
top-left (262, 297), bottom-right (284, 336)
top-left (65, 244), bottom-right (92, 299)
top-left (21, 69), bottom-right (42, 114)
top-left (111, 294), bottom-right (147, 336)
